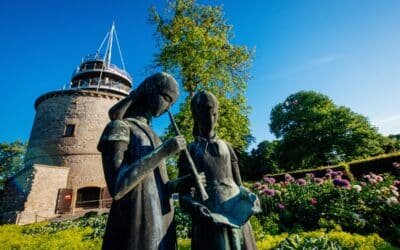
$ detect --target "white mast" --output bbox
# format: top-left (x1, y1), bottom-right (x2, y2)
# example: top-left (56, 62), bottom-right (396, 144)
top-left (105, 22), bottom-right (115, 68)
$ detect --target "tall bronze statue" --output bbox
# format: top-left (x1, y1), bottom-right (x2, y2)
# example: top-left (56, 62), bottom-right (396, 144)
top-left (98, 72), bottom-right (190, 250)
top-left (178, 91), bottom-right (260, 250)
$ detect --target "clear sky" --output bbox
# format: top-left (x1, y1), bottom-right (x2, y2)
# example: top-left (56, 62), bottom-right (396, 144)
top-left (1, 0), bottom-right (399, 149)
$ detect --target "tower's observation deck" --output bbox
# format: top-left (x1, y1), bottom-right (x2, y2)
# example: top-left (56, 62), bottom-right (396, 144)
top-left (70, 54), bottom-right (132, 95)
top-left (69, 23), bottom-right (132, 96)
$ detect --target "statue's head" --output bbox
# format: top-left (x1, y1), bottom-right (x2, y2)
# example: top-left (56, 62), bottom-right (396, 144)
top-left (140, 72), bottom-right (179, 117)
top-left (109, 72), bottom-right (179, 120)
top-left (191, 91), bottom-right (219, 137)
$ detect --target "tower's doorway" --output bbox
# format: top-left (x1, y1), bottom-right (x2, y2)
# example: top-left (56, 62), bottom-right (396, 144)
top-left (76, 187), bottom-right (100, 209)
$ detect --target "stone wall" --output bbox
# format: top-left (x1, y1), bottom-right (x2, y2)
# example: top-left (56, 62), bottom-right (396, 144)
top-left (0, 167), bottom-right (34, 224)
top-left (17, 164), bottom-right (70, 225)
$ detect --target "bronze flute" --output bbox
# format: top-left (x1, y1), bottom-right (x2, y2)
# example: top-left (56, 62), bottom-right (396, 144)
top-left (167, 110), bottom-right (209, 201)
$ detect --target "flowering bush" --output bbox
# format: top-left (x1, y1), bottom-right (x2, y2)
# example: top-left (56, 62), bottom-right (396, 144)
top-left (253, 168), bottom-right (400, 245)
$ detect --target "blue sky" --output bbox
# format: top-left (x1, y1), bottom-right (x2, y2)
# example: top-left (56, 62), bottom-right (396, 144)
top-left (1, 0), bottom-right (400, 149)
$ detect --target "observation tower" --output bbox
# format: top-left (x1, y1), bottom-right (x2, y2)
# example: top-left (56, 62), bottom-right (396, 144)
top-left (0, 23), bottom-right (131, 224)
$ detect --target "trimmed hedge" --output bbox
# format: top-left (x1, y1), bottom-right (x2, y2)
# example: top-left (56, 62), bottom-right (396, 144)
top-left (265, 152), bottom-right (400, 181)
top-left (348, 152), bottom-right (400, 178)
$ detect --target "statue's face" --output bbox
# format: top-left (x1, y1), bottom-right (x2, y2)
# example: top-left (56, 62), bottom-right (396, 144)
top-left (196, 103), bottom-right (218, 134)
top-left (149, 85), bottom-right (178, 117)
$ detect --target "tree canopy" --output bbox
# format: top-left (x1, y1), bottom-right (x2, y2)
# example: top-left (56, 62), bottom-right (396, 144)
top-left (0, 140), bottom-right (26, 189)
top-left (239, 140), bottom-right (280, 180)
top-left (269, 91), bottom-right (399, 170)
top-left (149, 0), bottom-right (254, 150)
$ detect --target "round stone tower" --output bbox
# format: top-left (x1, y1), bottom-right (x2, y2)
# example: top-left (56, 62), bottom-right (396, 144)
top-left (21, 24), bottom-right (131, 218)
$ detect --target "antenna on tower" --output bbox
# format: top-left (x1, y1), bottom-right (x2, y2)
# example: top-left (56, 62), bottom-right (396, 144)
top-left (96, 22), bottom-right (126, 70)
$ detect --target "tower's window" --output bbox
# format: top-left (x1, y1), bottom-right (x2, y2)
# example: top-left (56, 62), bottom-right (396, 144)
top-left (64, 124), bottom-right (75, 137)
top-left (76, 187), bottom-right (101, 209)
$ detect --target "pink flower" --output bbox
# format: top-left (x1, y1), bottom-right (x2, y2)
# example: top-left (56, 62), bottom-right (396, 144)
top-left (284, 174), bottom-right (294, 182)
top-left (335, 171), bottom-right (343, 176)
top-left (296, 178), bottom-right (307, 186)
top-left (263, 176), bottom-right (276, 185)
top-left (263, 188), bottom-right (276, 196)
top-left (310, 198), bottom-right (318, 206)
top-left (389, 185), bottom-right (398, 191)
top-left (360, 181), bottom-right (367, 187)
top-left (253, 182), bottom-right (262, 190)
top-left (394, 180), bottom-right (400, 186)
top-left (375, 176), bottom-right (383, 182)
top-left (278, 203), bottom-right (285, 209)
top-left (313, 178), bottom-right (324, 185)
top-left (261, 185), bottom-right (268, 192)
top-left (333, 178), bottom-right (351, 189)
top-left (362, 174), bottom-right (371, 179)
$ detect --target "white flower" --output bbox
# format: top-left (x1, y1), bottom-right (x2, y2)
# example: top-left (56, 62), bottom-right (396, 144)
top-left (386, 196), bottom-right (399, 205)
top-left (352, 185), bottom-right (362, 192)
top-left (392, 190), bottom-right (399, 197)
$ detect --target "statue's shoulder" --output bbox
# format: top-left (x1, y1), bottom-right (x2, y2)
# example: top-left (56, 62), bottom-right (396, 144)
top-left (100, 119), bottom-right (131, 144)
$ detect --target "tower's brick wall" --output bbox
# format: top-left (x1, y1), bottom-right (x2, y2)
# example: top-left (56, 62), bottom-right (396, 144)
top-left (25, 90), bottom-right (123, 191)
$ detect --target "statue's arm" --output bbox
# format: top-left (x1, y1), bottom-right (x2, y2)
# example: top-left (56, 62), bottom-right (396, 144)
top-left (100, 141), bottom-right (128, 197)
top-left (177, 148), bottom-right (211, 222)
top-left (113, 136), bottom-right (185, 200)
top-left (227, 143), bottom-right (242, 186)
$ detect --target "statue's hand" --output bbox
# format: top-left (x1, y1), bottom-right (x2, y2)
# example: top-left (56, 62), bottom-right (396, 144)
top-left (197, 172), bottom-right (207, 188)
top-left (163, 135), bottom-right (186, 155)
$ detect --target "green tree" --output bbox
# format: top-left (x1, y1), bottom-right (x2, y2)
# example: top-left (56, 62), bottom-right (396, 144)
top-left (149, 0), bottom-right (254, 150)
top-left (240, 140), bottom-right (280, 180)
top-left (0, 140), bottom-right (27, 189)
top-left (269, 91), bottom-right (399, 171)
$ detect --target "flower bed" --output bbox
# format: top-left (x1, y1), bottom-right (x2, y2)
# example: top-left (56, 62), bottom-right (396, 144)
top-left (252, 169), bottom-right (400, 245)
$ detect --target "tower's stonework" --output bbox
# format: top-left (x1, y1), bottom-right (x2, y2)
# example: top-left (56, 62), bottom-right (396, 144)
top-left (0, 27), bottom-right (132, 224)
top-left (25, 90), bottom-right (123, 189)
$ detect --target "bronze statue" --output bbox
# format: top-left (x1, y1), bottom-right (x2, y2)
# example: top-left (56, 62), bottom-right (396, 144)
top-left (178, 91), bottom-right (260, 250)
top-left (98, 72), bottom-right (191, 250)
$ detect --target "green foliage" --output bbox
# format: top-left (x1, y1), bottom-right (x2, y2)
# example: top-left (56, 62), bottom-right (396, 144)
top-left (174, 204), bottom-right (192, 238)
top-left (0, 223), bottom-right (101, 249)
top-left (0, 215), bottom-right (395, 249)
top-left (241, 140), bottom-right (281, 180)
top-left (275, 234), bottom-right (342, 250)
top-left (0, 140), bottom-right (27, 189)
top-left (269, 91), bottom-right (400, 170)
top-left (177, 238), bottom-right (191, 249)
top-left (255, 230), bottom-right (393, 250)
top-left (23, 212), bottom-right (108, 239)
top-left (150, 0), bottom-right (253, 150)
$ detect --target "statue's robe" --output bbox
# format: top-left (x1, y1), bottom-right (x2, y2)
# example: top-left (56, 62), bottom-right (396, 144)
top-left (178, 136), bottom-right (257, 250)
top-left (98, 118), bottom-right (176, 250)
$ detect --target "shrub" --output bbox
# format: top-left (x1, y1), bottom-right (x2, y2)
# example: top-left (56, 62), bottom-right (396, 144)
top-left (256, 230), bottom-right (393, 250)
top-left (0, 223), bottom-right (101, 249)
top-left (23, 212), bottom-right (108, 239)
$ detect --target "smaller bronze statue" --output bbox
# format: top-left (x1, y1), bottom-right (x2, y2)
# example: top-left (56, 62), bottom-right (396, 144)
top-left (177, 91), bottom-right (260, 250)
top-left (98, 72), bottom-right (193, 250)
